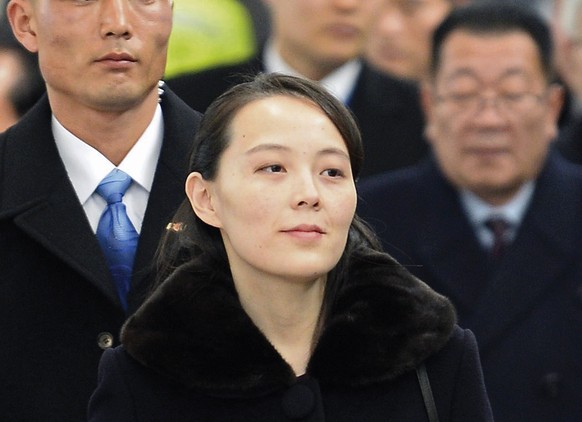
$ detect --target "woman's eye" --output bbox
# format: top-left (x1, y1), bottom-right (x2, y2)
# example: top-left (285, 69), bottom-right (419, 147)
top-left (260, 164), bottom-right (285, 173)
top-left (322, 168), bottom-right (344, 178)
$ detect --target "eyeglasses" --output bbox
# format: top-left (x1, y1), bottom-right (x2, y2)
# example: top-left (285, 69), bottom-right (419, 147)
top-left (435, 91), bottom-right (546, 115)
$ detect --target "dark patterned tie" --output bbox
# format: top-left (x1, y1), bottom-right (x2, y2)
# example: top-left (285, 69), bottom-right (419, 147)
top-left (484, 217), bottom-right (510, 259)
top-left (96, 169), bottom-right (138, 310)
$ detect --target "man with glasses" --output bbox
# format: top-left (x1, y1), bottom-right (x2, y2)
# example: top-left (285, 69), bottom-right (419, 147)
top-left (358, 4), bottom-right (582, 421)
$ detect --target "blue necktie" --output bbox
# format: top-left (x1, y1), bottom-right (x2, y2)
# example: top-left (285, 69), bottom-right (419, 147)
top-left (96, 169), bottom-right (138, 311)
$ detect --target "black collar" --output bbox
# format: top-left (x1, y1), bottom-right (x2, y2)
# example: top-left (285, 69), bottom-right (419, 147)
top-left (122, 251), bottom-right (456, 397)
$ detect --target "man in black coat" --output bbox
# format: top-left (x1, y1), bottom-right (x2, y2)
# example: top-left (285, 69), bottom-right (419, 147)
top-left (0, 0), bottom-right (201, 420)
top-left (358, 4), bottom-right (582, 421)
top-left (167, 0), bottom-right (427, 179)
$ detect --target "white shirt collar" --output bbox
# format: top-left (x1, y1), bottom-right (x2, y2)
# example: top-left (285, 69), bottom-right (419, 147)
top-left (263, 40), bottom-right (362, 104)
top-left (53, 104), bottom-right (164, 206)
top-left (460, 181), bottom-right (535, 228)
top-left (460, 182), bottom-right (535, 248)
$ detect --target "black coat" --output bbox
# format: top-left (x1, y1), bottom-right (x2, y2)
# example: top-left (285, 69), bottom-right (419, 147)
top-left (0, 89), bottom-right (202, 421)
top-left (358, 152), bottom-right (582, 422)
top-left (166, 56), bottom-right (428, 179)
top-left (555, 115), bottom-right (582, 165)
top-left (88, 253), bottom-right (493, 421)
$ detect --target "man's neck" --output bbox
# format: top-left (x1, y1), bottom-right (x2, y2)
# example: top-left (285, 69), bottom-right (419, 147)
top-left (47, 89), bottom-right (160, 166)
top-left (270, 40), bottom-right (342, 81)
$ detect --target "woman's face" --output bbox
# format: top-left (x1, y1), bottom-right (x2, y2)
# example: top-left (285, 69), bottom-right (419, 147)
top-left (187, 95), bottom-right (357, 285)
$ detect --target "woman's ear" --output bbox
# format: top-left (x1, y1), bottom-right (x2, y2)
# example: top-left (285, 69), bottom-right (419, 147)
top-left (7, 0), bottom-right (40, 54)
top-left (185, 172), bottom-right (222, 228)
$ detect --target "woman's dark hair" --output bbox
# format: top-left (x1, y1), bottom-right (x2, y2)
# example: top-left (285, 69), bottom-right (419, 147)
top-left (155, 73), bottom-right (383, 325)
top-left (430, 3), bottom-right (555, 82)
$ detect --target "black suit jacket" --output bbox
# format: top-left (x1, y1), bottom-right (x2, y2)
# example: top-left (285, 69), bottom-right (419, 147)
top-left (357, 152), bottom-right (582, 422)
top-left (0, 89), bottom-right (202, 421)
top-left (166, 56), bottom-right (428, 179)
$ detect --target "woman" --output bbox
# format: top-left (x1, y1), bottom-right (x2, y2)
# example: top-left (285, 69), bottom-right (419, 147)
top-left (88, 73), bottom-right (492, 421)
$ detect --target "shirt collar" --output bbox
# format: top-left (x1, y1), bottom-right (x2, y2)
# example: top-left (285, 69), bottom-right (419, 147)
top-left (460, 181), bottom-right (536, 228)
top-left (263, 40), bottom-right (362, 104)
top-left (53, 104), bottom-right (164, 205)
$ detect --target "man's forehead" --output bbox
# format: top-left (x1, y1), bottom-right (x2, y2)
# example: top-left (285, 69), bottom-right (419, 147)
top-left (435, 31), bottom-right (544, 81)
top-left (437, 30), bottom-right (543, 71)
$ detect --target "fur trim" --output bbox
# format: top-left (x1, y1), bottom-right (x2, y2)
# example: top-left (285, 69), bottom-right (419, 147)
top-left (122, 252), bottom-right (455, 397)
top-left (309, 251), bottom-right (456, 387)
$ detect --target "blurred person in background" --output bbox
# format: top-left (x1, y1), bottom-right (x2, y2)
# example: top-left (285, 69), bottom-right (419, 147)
top-left (359, 4), bottom-right (582, 421)
top-left (0, 0), bottom-right (44, 132)
top-left (364, 0), bottom-right (466, 82)
top-left (0, 43), bottom-right (44, 132)
top-left (549, 0), bottom-right (582, 163)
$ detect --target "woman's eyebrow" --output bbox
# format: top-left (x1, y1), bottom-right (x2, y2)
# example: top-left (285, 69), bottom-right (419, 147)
top-left (245, 144), bottom-right (350, 162)
top-left (245, 143), bottom-right (290, 155)
top-left (318, 147), bottom-right (350, 161)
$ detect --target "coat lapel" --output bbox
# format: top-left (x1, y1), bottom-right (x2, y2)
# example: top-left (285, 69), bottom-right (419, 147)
top-left (14, 183), bottom-right (117, 302)
top-left (414, 162), bottom-right (493, 317)
top-left (1, 96), bottom-right (117, 303)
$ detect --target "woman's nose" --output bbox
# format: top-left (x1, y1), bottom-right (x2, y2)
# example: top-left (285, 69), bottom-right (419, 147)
top-left (293, 174), bottom-right (321, 209)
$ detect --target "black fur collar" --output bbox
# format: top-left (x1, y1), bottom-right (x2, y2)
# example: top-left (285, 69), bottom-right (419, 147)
top-left (122, 252), bottom-right (456, 397)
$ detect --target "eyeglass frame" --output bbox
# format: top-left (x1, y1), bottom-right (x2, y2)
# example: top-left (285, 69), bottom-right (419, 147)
top-left (433, 87), bottom-right (555, 115)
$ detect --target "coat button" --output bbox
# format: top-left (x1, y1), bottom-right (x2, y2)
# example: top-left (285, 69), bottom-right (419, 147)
top-left (281, 383), bottom-right (315, 419)
top-left (97, 332), bottom-right (114, 350)
top-left (540, 372), bottom-right (562, 398)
